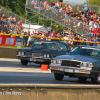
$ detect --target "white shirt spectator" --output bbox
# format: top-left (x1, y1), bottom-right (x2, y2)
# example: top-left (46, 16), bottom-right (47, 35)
top-left (28, 31), bottom-right (35, 42)
top-left (89, 20), bottom-right (93, 26)
top-left (63, 35), bottom-right (68, 39)
top-left (93, 23), bottom-right (98, 29)
top-left (56, 2), bottom-right (59, 7)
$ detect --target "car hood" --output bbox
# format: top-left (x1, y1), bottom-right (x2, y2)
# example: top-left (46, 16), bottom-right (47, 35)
top-left (18, 46), bottom-right (56, 53)
top-left (18, 46), bottom-right (48, 52)
top-left (54, 55), bottom-right (100, 63)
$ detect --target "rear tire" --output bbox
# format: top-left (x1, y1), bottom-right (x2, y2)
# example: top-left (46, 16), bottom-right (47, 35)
top-left (54, 73), bottom-right (64, 80)
top-left (78, 77), bottom-right (87, 82)
top-left (91, 73), bottom-right (100, 84)
top-left (21, 60), bottom-right (28, 65)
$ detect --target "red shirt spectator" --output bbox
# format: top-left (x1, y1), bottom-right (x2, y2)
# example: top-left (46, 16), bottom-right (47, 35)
top-left (93, 28), bottom-right (98, 34)
top-left (19, 20), bottom-right (22, 26)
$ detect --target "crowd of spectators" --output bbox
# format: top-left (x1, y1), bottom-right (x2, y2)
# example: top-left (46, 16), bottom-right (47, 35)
top-left (0, 1), bottom-right (100, 48)
top-left (0, 8), bottom-right (23, 35)
top-left (30, 0), bottom-right (100, 47)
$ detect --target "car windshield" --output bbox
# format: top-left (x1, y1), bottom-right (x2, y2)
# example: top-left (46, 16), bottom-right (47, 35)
top-left (70, 46), bottom-right (100, 56)
top-left (31, 42), bottom-right (58, 50)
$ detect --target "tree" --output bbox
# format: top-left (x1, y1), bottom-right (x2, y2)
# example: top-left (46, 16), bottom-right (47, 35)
top-left (88, 0), bottom-right (100, 6)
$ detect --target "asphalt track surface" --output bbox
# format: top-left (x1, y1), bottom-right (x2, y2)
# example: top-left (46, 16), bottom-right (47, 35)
top-left (0, 58), bottom-right (96, 85)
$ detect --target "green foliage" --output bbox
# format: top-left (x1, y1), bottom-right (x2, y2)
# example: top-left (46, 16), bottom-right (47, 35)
top-left (0, 0), bottom-right (26, 17)
top-left (88, 0), bottom-right (100, 6)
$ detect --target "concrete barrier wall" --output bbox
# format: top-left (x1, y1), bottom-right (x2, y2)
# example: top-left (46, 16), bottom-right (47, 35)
top-left (0, 87), bottom-right (100, 100)
top-left (0, 48), bottom-right (18, 58)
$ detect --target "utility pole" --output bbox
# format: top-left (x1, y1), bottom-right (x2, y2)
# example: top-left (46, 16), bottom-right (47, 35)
top-left (25, 11), bottom-right (27, 24)
top-left (38, 14), bottom-right (40, 25)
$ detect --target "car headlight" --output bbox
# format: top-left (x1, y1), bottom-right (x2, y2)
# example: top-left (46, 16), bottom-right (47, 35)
top-left (81, 62), bottom-right (88, 67)
top-left (53, 60), bottom-right (57, 64)
top-left (57, 60), bottom-right (62, 64)
top-left (47, 54), bottom-right (50, 58)
top-left (88, 63), bottom-right (93, 67)
top-left (18, 51), bottom-right (21, 55)
top-left (44, 54), bottom-right (46, 58)
top-left (22, 52), bottom-right (24, 55)
top-left (81, 62), bottom-right (93, 67)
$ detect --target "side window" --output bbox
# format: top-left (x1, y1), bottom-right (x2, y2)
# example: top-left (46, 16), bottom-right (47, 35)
top-left (59, 43), bottom-right (68, 51)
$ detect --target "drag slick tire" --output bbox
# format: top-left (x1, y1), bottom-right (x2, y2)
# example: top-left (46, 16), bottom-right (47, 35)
top-left (78, 77), bottom-right (87, 82)
top-left (91, 73), bottom-right (100, 84)
top-left (54, 73), bottom-right (64, 80)
top-left (21, 60), bottom-right (28, 65)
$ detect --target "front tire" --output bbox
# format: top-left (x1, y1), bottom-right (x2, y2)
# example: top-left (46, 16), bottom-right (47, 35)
top-left (21, 60), bottom-right (28, 65)
top-left (91, 73), bottom-right (100, 84)
top-left (54, 73), bottom-right (64, 80)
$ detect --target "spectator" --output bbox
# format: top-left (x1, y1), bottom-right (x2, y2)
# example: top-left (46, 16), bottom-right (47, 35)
top-left (28, 31), bottom-right (36, 47)
top-left (31, 0), bottom-right (37, 7)
top-left (83, 3), bottom-right (88, 11)
top-left (2, 14), bottom-right (5, 19)
top-left (74, 35), bottom-right (81, 46)
top-left (23, 32), bottom-right (28, 47)
top-left (7, 19), bottom-right (11, 25)
top-left (93, 37), bottom-right (99, 46)
top-left (44, 0), bottom-right (49, 10)
top-left (0, 21), bottom-right (2, 31)
top-left (3, 25), bottom-right (9, 34)
top-left (85, 36), bottom-right (90, 46)
top-left (59, 0), bottom-right (63, 7)
top-left (51, 2), bottom-right (55, 7)
top-left (56, 32), bottom-right (61, 38)
top-left (0, 9), bottom-right (2, 17)
top-left (8, 16), bottom-right (12, 20)
top-left (77, 5), bottom-right (81, 13)
top-left (12, 16), bottom-right (17, 24)
top-left (47, 26), bottom-right (52, 36)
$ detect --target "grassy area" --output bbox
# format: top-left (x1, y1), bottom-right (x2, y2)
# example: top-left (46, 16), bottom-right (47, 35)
top-left (0, 46), bottom-right (28, 49)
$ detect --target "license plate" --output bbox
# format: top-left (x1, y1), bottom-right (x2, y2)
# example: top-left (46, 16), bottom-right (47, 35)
top-left (65, 69), bottom-right (73, 73)
top-left (74, 69), bottom-right (80, 73)
top-left (59, 68), bottom-right (63, 71)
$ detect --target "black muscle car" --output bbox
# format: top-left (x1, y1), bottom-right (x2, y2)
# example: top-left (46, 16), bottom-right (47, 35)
top-left (50, 45), bottom-right (100, 84)
top-left (17, 40), bottom-right (70, 65)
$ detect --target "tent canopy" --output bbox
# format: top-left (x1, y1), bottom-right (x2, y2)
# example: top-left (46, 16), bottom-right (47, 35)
top-left (22, 23), bottom-right (48, 33)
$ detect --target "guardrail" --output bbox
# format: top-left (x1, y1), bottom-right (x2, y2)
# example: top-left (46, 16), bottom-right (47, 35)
top-left (0, 84), bottom-right (100, 100)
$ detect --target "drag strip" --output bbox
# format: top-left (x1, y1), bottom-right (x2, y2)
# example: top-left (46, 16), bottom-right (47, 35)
top-left (0, 58), bottom-right (97, 84)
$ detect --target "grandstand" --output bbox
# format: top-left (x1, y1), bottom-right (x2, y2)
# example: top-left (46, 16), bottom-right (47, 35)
top-left (25, 0), bottom-right (89, 36)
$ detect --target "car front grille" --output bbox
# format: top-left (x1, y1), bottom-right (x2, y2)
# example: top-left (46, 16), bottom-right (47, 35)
top-left (32, 52), bottom-right (43, 57)
top-left (61, 60), bottom-right (81, 67)
top-left (25, 52), bottom-right (32, 56)
top-left (25, 51), bottom-right (43, 57)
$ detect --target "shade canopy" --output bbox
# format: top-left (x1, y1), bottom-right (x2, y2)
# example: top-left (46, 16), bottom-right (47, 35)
top-left (22, 23), bottom-right (48, 33)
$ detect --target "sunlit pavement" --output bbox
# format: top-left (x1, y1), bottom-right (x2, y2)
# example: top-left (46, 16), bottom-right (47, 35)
top-left (0, 58), bottom-right (51, 73)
